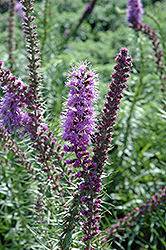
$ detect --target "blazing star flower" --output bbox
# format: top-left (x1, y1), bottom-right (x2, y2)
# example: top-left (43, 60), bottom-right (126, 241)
top-left (0, 89), bottom-right (29, 133)
top-left (126, 0), bottom-right (144, 26)
top-left (0, 75), bottom-right (31, 134)
top-left (61, 61), bottom-right (99, 151)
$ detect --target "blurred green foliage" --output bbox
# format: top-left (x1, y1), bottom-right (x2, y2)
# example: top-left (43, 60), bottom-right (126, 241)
top-left (0, 0), bottom-right (166, 249)
top-left (0, 154), bottom-right (39, 249)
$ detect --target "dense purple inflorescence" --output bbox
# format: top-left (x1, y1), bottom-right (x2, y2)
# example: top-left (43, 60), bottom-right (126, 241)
top-left (126, 0), bottom-right (144, 26)
top-left (61, 61), bottom-right (99, 151)
top-left (78, 48), bottom-right (132, 249)
top-left (61, 61), bottom-right (101, 249)
top-left (0, 65), bottom-right (30, 134)
top-left (0, 87), bottom-right (29, 133)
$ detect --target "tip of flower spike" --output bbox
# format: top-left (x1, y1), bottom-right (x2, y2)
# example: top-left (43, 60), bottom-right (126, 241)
top-left (126, 0), bottom-right (144, 26)
top-left (115, 48), bottom-right (128, 60)
top-left (61, 61), bottom-right (99, 149)
top-left (121, 47), bottom-right (128, 54)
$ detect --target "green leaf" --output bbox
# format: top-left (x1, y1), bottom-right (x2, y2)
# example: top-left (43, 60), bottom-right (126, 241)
top-left (153, 228), bottom-right (166, 248)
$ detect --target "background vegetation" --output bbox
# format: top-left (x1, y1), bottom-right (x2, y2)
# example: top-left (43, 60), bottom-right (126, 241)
top-left (0, 0), bottom-right (166, 249)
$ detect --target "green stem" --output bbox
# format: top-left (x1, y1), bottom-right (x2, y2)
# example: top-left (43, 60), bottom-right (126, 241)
top-left (59, 0), bottom-right (98, 51)
top-left (146, 12), bottom-right (166, 53)
top-left (7, 0), bottom-right (16, 71)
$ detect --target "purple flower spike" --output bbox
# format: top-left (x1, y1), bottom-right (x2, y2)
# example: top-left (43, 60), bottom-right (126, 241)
top-left (61, 61), bottom-right (99, 151)
top-left (126, 0), bottom-right (144, 26)
top-left (92, 48), bottom-right (132, 172)
top-left (0, 76), bottom-right (30, 134)
top-left (0, 90), bottom-right (27, 133)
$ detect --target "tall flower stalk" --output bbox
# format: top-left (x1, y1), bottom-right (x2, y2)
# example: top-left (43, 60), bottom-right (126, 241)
top-left (92, 48), bottom-right (132, 172)
top-left (89, 48), bottom-right (132, 249)
top-left (21, 0), bottom-right (42, 113)
top-left (20, 0), bottom-right (62, 167)
top-left (61, 62), bottom-right (99, 249)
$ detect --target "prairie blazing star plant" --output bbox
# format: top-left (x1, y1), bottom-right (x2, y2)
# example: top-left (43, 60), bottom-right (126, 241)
top-left (0, 1), bottom-right (133, 249)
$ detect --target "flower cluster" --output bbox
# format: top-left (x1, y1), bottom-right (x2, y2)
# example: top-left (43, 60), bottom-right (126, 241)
top-left (62, 61), bottom-right (99, 151)
top-left (0, 64), bottom-right (30, 134)
top-left (0, 89), bottom-right (29, 133)
top-left (0, 61), bottom-right (40, 137)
